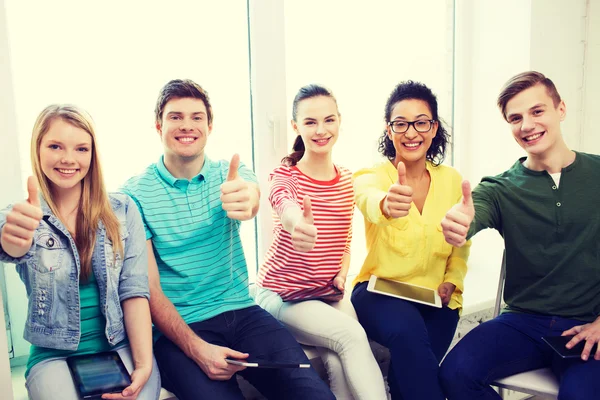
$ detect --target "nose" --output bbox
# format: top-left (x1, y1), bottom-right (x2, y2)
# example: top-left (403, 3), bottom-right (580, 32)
top-left (179, 118), bottom-right (193, 131)
top-left (521, 115), bottom-right (536, 132)
top-left (316, 121), bottom-right (327, 136)
top-left (61, 151), bottom-right (76, 165)
top-left (404, 125), bottom-right (419, 139)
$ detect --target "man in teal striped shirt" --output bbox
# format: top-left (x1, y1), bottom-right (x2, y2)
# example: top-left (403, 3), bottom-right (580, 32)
top-left (121, 79), bottom-right (334, 400)
top-left (439, 71), bottom-right (600, 399)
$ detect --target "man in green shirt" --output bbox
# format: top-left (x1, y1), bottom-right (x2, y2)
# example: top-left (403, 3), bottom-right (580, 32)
top-left (439, 71), bottom-right (600, 399)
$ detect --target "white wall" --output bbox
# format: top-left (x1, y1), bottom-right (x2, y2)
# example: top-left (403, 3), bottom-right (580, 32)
top-left (581, 0), bottom-right (600, 153)
top-left (455, 0), bottom-right (595, 313)
top-left (454, 0), bottom-right (533, 312)
top-left (0, 0), bottom-right (19, 395)
top-left (530, 0), bottom-right (587, 150)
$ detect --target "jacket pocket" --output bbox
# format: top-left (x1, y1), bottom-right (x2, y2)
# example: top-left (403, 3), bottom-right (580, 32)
top-left (32, 231), bottom-right (66, 273)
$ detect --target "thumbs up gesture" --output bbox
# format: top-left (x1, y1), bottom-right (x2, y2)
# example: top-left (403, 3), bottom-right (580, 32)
top-left (221, 154), bottom-right (257, 221)
top-left (441, 180), bottom-right (475, 247)
top-left (291, 196), bottom-right (318, 252)
top-left (381, 161), bottom-right (413, 219)
top-left (1, 176), bottom-right (44, 257)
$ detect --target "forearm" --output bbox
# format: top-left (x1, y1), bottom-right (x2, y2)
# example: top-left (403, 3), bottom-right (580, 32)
top-left (249, 183), bottom-right (260, 219)
top-left (122, 297), bottom-right (153, 369)
top-left (0, 230), bottom-right (31, 258)
top-left (149, 287), bottom-right (206, 357)
top-left (338, 253), bottom-right (351, 279)
top-left (280, 205), bottom-right (302, 233)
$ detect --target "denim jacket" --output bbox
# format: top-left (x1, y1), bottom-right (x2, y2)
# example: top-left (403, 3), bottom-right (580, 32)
top-left (0, 193), bottom-right (149, 350)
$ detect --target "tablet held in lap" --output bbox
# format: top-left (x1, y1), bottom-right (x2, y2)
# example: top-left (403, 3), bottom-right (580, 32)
top-left (367, 275), bottom-right (442, 308)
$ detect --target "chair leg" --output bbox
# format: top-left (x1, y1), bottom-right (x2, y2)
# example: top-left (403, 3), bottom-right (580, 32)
top-left (498, 387), bottom-right (505, 399)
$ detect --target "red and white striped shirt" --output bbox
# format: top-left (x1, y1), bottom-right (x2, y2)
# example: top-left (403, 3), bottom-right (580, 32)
top-left (256, 164), bottom-right (354, 293)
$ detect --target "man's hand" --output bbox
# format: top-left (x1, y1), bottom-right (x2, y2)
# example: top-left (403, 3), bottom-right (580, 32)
top-left (441, 180), bottom-right (474, 247)
top-left (189, 339), bottom-right (249, 380)
top-left (562, 318), bottom-right (600, 361)
top-left (291, 196), bottom-right (317, 252)
top-left (221, 154), bottom-right (255, 221)
top-left (381, 161), bottom-right (413, 218)
top-left (438, 282), bottom-right (456, 306)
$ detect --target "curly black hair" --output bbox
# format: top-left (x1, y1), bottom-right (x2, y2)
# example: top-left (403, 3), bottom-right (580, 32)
top-left (378, 81), bottom-right (450, 166)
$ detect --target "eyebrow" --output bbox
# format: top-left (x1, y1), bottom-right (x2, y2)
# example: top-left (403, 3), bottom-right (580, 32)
top-left (392, 113), bottom-right (431, 120)
top-left (166, 111), bottom-right (207, 116)
top-left (302, 114), bottom-right (337, 121)
top-left (506, 103), bottom-right (547, 120)
top-left (46, 139), bottom-right (91, 146)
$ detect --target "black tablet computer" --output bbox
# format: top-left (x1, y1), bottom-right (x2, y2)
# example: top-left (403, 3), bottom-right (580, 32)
top-left (226, 358), bottom-right (311, 368)
top-left (542, 335), bottom-right (599, 359)
top-left (67, 351), bottom-right (132, 399)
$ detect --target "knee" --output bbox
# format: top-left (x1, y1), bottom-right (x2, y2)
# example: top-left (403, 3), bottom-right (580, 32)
top-left (558, 377), bottom-right (598, 400)
top-left (439, 350), bottom-right (482, 394)
top-left (334, 320), bottom-right (370, 353)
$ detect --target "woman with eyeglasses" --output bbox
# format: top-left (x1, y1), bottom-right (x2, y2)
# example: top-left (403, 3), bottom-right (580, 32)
top-left (350, 81), bottom-right (471, 400)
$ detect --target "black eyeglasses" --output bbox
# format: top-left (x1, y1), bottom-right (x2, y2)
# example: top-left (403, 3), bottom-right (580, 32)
top-left (388, 119), bottom-right (435, 134)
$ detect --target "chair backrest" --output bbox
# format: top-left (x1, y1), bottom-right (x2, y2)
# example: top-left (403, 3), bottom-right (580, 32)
top-left (493, 250), bottom-right (507, 318)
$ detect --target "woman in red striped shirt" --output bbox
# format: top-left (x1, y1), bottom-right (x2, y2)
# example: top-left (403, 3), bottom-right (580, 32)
top-left (255, 85), bottom-right (387, 399)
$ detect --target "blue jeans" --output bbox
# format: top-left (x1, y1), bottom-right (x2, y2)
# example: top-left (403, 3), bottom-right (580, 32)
top-left (154, 305), bottom-right (334, 400)
top-left (351, 281), bottom-right (459, 400)
top-left (440, 312), bottom-right (600, 400)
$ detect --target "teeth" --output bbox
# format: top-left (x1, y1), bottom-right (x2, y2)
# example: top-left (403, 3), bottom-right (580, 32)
top-left (58, 169), bottom-right (76, 174)
top-left (178, 137), bottom-right (195, 143)
top-left (525, 133), bottom-right (542, 141)
top-left (404, 143), bottom-right (420, 148)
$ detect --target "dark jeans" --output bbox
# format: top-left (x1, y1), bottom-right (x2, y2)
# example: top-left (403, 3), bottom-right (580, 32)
top-left (351, 281), bottom-right (459, 400)
top-left (440, 311), bottom-right (600, 400)
top-left (154, 305), bottom-right (334, 400)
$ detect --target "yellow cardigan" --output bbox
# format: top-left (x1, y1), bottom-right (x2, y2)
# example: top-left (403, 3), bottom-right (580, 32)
top-left (352, 160), bottom-right (470, 310)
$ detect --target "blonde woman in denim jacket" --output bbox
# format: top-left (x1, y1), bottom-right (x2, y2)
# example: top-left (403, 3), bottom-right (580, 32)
top-left (0, 105), bottom-right (160, 400)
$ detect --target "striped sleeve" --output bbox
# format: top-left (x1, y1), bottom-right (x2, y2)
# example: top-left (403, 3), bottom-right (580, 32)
top-left (268, 166), bottom-right (299, 218)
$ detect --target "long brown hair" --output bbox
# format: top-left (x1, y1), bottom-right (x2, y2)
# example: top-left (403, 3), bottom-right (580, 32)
top-left (30, 105), bottom-right (123, 281)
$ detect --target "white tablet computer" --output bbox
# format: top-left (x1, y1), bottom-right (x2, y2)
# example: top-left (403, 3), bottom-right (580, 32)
top-left (367, 275), bottom-right (442, 308)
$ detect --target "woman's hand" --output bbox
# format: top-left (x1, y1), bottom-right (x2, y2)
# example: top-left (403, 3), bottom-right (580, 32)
top-left (437, 282), bottom-right (456, 306)
top-left (332, 273), bottom-right (346, 293)
top-left (101, 364), bottom-right (153, 400)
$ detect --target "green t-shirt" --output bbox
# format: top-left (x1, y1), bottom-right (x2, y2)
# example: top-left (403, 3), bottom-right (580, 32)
top-left (25, 271), bottom-right (125, 376)
top-left (469, 151), bottom-right (600, 322)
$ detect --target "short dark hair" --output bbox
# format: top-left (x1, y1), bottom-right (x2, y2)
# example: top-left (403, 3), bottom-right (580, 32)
top-left (497, 71), bottom-right (561, 120)
top-left (155, 79), bottom-right (213, 126)
top-left (282, 84), bottom-right (339, 166)
top-left (378, 81), bottom-right (449, 166)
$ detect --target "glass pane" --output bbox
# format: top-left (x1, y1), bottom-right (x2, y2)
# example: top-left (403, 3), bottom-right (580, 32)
top-left (284, 0), bottom-right (454, 276)
top-left (4, 1), bottom-right (255, 394)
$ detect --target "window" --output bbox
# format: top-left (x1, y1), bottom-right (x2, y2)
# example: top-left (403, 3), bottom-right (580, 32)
top-left (284, 0), bottom-right (455, 274)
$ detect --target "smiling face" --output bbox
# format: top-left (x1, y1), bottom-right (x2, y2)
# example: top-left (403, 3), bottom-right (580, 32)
top-left (291, 96), bottom-right (340, 157)
top-left (39, 118), bottom-right (92, 195)
top-left (504, 84), bottom-right (566, 157)
top-left (387, 99), bottom-right (438, 165)
top-left (157, 97), bottom-right (213, 162)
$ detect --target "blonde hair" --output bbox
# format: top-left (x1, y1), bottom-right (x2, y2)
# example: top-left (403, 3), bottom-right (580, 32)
top-left (30, 104), bottom-right (123, 281)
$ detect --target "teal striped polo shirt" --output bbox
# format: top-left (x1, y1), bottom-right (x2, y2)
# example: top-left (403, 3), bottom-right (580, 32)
top-left (121, 155), bottom-right (256, 326)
